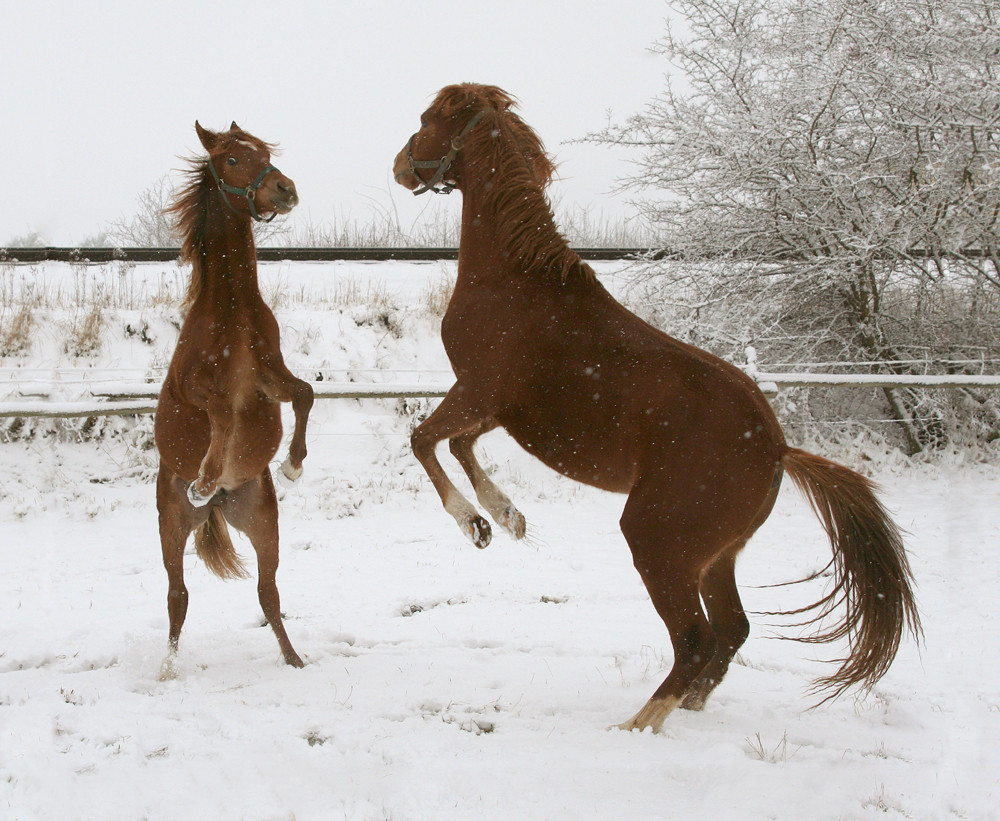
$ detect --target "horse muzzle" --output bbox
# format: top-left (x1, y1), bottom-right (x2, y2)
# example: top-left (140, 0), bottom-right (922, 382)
top-left (392, 150), bottom-right (420, 190)
top-left (266, 178), bottom-right (299, 214)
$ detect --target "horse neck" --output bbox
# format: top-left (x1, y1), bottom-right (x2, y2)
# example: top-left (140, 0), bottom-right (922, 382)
top-left (456, 181), bottom-right (508, 283)
top-left (196, 194), bottom-right (262, 309)
top-left (457, 174), bottom-right (574, 289)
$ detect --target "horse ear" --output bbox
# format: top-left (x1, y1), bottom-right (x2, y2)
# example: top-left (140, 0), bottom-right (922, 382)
top-left (195, 121), bottom-right (219, 151)
top-left (229, 121), bottom-right (241, 133)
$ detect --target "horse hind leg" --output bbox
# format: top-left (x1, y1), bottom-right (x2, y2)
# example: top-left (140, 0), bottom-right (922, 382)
top-left (156, 467), bottom-right (197, 678)
top-left (681, 478), bottom-right (780, 710)
top-left (616, 565), bottom-right (716, 733)
top-left (679, 547), bottom-right (750, 711)
top-left (449, 424), bottom-right (526, 539)
top-left (615, 491), bottom-right (719, 732)
top-left (223, 471), bottom-right (303, 668)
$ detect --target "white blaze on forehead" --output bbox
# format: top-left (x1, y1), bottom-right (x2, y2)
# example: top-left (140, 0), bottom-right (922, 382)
top-left (236, 139), bottom-right (259, 151)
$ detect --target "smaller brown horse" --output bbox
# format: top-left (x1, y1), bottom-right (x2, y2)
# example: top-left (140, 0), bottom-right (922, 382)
top-left (154, 122), bottom-right (313, 673)
top-left (394, 84), bottom-right (920, 732)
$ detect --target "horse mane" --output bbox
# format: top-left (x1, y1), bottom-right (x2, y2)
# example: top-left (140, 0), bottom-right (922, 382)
top-left (431, 83), bottom-right (595, 285)
top-left (164, 129), bottom-right (274, 310)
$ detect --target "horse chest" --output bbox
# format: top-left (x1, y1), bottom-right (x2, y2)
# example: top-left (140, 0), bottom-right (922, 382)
top-left (441, 288), bottom-right (533, 369)
top-left (173, 327), bottom-right (266, 404)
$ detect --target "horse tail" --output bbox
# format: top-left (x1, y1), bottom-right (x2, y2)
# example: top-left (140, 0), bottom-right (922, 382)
top-left (780, 447), bottom-right (921, 701)
top-left (193, 507), bottom-right (249, 580)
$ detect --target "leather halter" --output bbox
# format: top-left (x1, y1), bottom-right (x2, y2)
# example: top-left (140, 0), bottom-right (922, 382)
top-left (398, 109), bottom-right (487, 195)
top-left (207, 158), bottom-right (280, 222)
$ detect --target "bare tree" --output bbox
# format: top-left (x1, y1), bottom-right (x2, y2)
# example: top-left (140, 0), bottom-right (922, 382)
top-left (589, 0), bottom-right (1000, 453)
top-left (3, 230), bottom-right (47, 248)
top-left (101, 176), bottom-right (179, 247)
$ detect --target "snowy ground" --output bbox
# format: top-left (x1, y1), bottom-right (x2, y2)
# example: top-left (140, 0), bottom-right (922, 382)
top-left (1, 261), bottom-right (998, 820)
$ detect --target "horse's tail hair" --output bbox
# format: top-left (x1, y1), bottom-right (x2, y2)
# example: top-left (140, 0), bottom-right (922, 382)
top-left (780, 447), bottom-right (921, 702)
top-left (194, 507), bottom-right (249, 580)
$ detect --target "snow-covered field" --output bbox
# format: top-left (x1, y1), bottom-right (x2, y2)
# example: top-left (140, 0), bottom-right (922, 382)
top-left (1, 261), bottom-right (998, 820)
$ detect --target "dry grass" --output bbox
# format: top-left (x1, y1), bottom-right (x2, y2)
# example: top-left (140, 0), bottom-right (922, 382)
top-left (421, 269), bottom-right (455, 318)
top-left (0, 262), bottom-right (189, 314)
top-left (0, 301), bottom-right (35, 357)
top-left (0, 267), bottom-right (39, 356)
top-left (0, 261), bottom-right (404, 364)
top-left (744, 731), bottom-right (799, 763)
top-left (328, 277), bottom-right (394, 311)
top-left (65, 302), bottom-right (106, 357)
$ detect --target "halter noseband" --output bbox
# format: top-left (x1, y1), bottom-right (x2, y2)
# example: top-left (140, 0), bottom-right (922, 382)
top-left (207, 158), bottom-right (280, 222)
top-left (398, 109), bottom-right (487, 195)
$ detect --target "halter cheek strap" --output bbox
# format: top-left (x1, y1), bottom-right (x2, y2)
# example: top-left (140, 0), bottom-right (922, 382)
top-left (400, 109), bottom-right (488, 196)
top-left (207, 160), bottom-right (280, 222)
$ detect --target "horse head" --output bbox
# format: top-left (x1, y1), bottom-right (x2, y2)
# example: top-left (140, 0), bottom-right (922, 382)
top-left (195, 121), bottom-right (298, 221)
top-left (392, 102), bottom-right (487, 195)
top-left (394, 84), bottom-right (557, 197)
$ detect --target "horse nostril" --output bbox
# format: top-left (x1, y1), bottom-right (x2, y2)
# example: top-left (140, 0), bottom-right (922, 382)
top-left (276, 179), bottom-right (298, 205)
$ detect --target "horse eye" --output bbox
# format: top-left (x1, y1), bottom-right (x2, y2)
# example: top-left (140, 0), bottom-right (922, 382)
top-left (226, 157), bottom-right (237, 166)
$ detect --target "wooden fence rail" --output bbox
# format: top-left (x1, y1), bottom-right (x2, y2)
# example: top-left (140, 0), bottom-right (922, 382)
top-left (0, 246), bottom-right (989, 264)
top-left (0, 382), bottom-right (451, 419)
top-left (3, 373), bottom-right (999, 419)
top-left (0, 247), bottom-right (650, 264)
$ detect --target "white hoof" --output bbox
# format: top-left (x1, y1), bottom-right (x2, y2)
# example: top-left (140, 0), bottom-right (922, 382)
top-left (499, 506), bottom-right (526, 539)
top-left (186, 482), bottom-right (214, 507)
top-left (610, 696), bottom-right (679, 734)
top-left (158, 654), bottom-right (178, 681)
top-left (280, 458), bottom-right (303, 482)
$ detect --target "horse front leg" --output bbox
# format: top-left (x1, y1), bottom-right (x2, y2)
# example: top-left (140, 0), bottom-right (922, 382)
top-left (261, 366), bottom-right (314, 481)
top-left (449, 421), bottom-right (526, 539)
top-left (412, 390), bottom-right (494, 549)
top-left (188, 398), bottom-right (234, 506)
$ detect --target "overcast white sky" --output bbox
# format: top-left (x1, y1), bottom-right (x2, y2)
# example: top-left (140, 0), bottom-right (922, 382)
top-left (1, 1), bottom-right (671, 245)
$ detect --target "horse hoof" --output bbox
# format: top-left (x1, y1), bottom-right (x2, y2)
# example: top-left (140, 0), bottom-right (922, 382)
top-left (280, 458), bottom-right (303, 482)
top-left (469, 516), bottom-right (492, 549)
top-left (186, 482), bottom-right (214, 507)
top-left (679, 681), bottom-right (713, 711)
top-left (500, 506), bottom-right (526, 539)
top-left (158, 655), bottom-right (178, 681)
top-left (611, 696), bottom-right (679, 734)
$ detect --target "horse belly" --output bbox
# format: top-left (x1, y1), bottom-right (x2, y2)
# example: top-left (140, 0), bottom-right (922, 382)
top-left (500, 408), bottom-right (637, 493)
top-left (217, 400), bottom-right (283, 489)
top-left (155, 388), bottom-right (282, 487)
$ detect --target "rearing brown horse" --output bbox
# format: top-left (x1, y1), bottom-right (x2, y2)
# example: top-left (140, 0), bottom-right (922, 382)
top-left (394, 84), bottom-right (920, 732)
top-left (154, 122), bottom-right (313, 673)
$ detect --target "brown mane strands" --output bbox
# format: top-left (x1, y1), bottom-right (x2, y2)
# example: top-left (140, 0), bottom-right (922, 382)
top-left (429, 83), bottom-right (594, 286)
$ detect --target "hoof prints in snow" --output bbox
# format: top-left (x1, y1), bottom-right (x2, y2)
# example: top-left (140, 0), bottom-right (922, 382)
top-left (419, 701), bottom-right (499, 735)
top-left (1, 653), bottom-right (119, 673)
top-left (397, 597), bottom-right (467, 617)
top-left (398, 594), bottom-right (568, 618)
